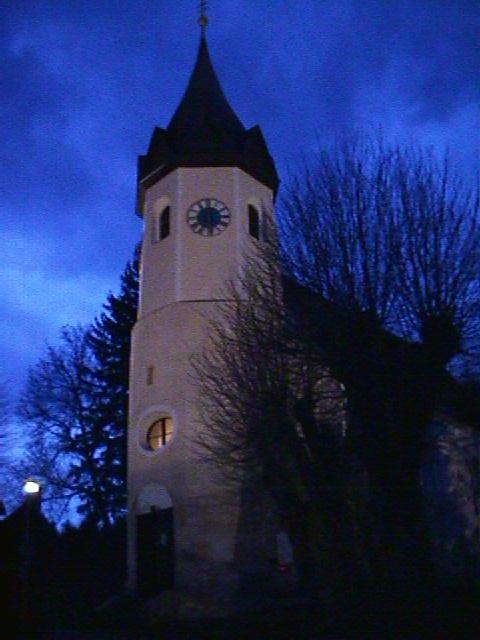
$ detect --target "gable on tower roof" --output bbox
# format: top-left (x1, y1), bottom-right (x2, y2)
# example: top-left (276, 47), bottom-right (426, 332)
top-left (137, 35), bottom-right (279, 214)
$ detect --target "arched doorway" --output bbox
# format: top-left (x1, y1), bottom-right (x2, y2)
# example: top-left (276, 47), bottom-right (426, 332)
top-left (136, 484), bottom-right (174, 596)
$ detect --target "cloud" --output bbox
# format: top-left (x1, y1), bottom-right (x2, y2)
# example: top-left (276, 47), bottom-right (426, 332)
top-left (1, 0), bottom-right (479, 395)
top-left (0, 231), bottom-right (115, 393)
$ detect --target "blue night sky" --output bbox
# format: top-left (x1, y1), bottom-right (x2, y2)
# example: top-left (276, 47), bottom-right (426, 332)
top-left (1, 0), bottom-right (479, 397)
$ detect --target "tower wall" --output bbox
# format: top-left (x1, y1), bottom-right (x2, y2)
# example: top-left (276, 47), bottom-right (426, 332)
top-left (139, 167), bottom-right (272, 317)
top-left (127, 166), bottom-right (274, 612)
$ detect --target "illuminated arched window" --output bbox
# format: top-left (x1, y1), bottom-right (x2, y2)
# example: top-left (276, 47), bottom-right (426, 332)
top-left (248, 205), bottom-right (260, 240)
top-left (160, 206), bottom-right (170, 240)
top-left (147, 417), bottom-right (173, 450)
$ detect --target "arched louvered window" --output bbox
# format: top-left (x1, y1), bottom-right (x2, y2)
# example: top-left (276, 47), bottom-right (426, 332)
top-left (248, 205), bottom-right (260, 240)
top-left (160, 206), bottom-right (170, 240)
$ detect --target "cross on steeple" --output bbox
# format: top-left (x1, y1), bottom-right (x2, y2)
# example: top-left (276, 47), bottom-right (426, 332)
top-left (198, 0), bottom-right (208, 37)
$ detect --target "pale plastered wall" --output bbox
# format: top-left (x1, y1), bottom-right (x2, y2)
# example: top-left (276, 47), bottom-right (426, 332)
top-left (127, 166), bottom-right (274, 592)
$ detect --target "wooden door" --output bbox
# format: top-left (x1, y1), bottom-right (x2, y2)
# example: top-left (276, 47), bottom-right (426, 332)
top-left (136, 507), bottom-right (174, 596)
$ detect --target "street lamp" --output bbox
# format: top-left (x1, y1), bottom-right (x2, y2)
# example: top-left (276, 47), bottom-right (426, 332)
top-left (21, 478), bottom-right (41, 634)
top-left (23, 479), bottom-right (41, 495)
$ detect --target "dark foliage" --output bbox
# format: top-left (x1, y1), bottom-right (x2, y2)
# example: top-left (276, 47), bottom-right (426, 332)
top-left (280, 140), bottom-right (480, 365)
top-left (17, 247), bottom-right (139, 525)
top-left (17, 326), bottom-right (104, 521)
top-left (54, 517), bottom-right (127, 625)
top-left (195, 140), bottom-right (480, 612)
top-left (278, 141), bottom-right (480, 583)
top-left (193, 242), bottom-right (370, 609)
top-left (86, 244), bottom-right (140, 520)
top-left (0, 509), bottom-right (126, 638)
top-left (0, 381), bottom-right (12, 475)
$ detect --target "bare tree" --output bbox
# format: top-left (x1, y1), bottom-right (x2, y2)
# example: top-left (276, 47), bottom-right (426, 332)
top-left (392, 150), bottom-right (480, 364)
top-left (281, 139), bottom-right (398, 323)
top-left (279, 139), bottom-right (480, 580)
top-left (15, 250), bottom-right (138, 525)
top-left (193, 241), bottom-right (370, 604)
top-left (0, 381), bottom-right (10, 464)
top-left (0, 381), bottom-right (17, 510)
top-left (195, 140), bottom-right (480, 599)
top-left (17, 326), bottom-right (108, 523)
top-left (281, 139), bottom-right (480, 366)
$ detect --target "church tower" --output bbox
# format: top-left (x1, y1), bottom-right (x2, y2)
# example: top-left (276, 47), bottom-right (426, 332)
top-left (127, 13), bottom-right (278, 613)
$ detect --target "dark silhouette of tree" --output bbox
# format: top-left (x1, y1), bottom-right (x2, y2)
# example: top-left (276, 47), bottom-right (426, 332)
top-left (195, 140), bottom-right (480, 605)
top-left (17, 248), bottom-right (139, 525)
top-left (0, 381), bottom-right (17, 510)
top-left (193, 243), bottom-right (370, 609)
top-left (281, 140), bottom-right (480, 366)
top-left (0, 381), bottom-right (10, 464)
top-left (87, 244), bottom-right (140, 519)
top-left (17, 326), bottom-right (105, 521)
top-left (278, 140), bottom-right (480, 577)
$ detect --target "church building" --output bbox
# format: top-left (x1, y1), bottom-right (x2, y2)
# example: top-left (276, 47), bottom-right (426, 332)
top-left (126, 12), bottom-right (280, 615)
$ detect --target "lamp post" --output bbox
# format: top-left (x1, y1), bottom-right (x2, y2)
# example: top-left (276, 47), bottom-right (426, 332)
top-left (23, 479), bottom-right (41, 566)
top-left (21, 478), bottom-right (41, 636)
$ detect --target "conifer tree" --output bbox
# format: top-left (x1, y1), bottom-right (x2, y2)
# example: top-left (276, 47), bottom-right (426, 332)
top-left (87, 244), bottom-right (140, 520)
top-left (18, 247), bottom-right (140, 525)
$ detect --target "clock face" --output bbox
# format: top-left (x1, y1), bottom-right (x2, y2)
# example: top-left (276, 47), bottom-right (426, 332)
top-left (187, 198), bottom-right (231, 236)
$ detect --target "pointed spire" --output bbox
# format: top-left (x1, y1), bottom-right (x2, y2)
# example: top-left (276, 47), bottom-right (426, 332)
top-left (167, 35), bottom-right (245, 152)
top-left (198, 1), bottom-right (208, 38)
top-left (136, 19), bottom-right (279, 214)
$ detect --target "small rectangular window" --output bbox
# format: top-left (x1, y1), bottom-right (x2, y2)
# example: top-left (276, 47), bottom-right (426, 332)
top-left (249, 205), bottom-right (260, 240)
top-left (147, 366), bottom-right (154, 385)
top-left (160, 207), bottom-right (170, 240)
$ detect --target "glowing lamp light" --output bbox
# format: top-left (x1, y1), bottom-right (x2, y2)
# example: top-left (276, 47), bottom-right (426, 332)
top-left (23, 480), bottom-right (41, 495)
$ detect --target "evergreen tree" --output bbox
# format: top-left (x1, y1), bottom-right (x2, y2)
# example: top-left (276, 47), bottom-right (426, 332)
top-left (86, 244), bottom-right (140, 520)
top-left (18, 247), bottom-right (140, 525)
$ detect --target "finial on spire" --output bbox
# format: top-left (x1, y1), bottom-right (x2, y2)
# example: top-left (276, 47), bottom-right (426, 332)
top-left (198, 0), bottom-right (208, 37)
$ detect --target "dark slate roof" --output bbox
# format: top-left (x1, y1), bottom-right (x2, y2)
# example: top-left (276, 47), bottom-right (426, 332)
top-left (167, 36), bottom-right (245, 151)
top-left (137, 36), bottom-right (279, 214)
